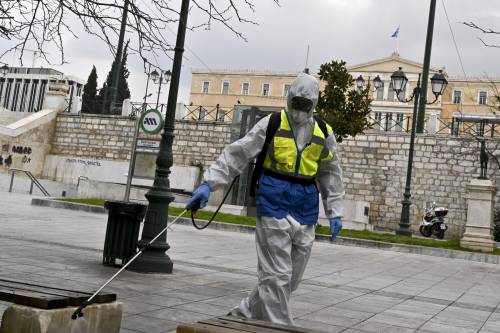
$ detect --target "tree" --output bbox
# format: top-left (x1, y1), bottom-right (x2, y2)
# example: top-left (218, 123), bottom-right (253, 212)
top-left (316, 60), bottom-right (373, 142)
top-left (96, 82), bottom-right (108, 114)
top-left (462, 22), bottom-right (500, 49)
top-left (82, 66), bottom-right (98, 114)
top-left (0, 0), bottom-right (280, 68)
top-left (463, 23), bottom-right (500, 112)
top-left (117, 41), bottom-right (131, 105)
top-left (96, 41), bottom-right (131, 114)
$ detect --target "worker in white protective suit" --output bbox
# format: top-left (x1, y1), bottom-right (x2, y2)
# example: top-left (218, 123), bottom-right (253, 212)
top-left (186, 72), bottom-right (344, 325)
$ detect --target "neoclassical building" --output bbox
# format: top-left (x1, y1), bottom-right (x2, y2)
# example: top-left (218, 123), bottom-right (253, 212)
top-left (188, 53), bottom-right (500, 134)
top-left (0, 67), bottom-right (84, 115)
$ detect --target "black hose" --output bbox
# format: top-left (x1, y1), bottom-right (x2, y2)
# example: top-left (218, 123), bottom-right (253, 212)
top-left (190, 177), bottom-right (238, 230)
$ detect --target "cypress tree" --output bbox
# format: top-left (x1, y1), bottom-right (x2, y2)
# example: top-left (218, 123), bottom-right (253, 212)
top-left (82, 66), bottom-right (98, 113)
top-left (117, 40), bottom-right (131, 106)
top-left (97, 40), bottom-right (131, 114)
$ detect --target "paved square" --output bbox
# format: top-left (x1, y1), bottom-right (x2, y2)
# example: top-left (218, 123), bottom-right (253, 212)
top-left (1, 176), bottom-right (500, 332)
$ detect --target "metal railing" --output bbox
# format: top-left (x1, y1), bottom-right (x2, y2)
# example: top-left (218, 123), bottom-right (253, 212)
top-left (128, 102), bottom-right (167, 120)
top-left (8, 169), bottom-right (51, 196)
top-left (127, 103), bottom-right (234, 123)
top-left (181, 105), bottom-right (233, 122)
top-left (368, 113), bottom-right (500, 139)
top-left (368, 113), bottom-right (410, 133)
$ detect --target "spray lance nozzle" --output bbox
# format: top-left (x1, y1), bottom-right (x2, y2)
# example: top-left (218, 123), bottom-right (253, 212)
top-left (71, 301), bottom-right (88, 320)
top-left (187, 198), bottom-right (202, 215)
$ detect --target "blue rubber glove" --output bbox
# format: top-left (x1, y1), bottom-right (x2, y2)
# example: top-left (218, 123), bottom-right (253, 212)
top-left (329, 217), bottom-right (342, 241)
top-left (186, 183), bottom-right (211, 210)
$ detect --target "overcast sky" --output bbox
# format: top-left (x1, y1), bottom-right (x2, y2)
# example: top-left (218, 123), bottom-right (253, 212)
top-left (2, 0), bottom-right (500, 105)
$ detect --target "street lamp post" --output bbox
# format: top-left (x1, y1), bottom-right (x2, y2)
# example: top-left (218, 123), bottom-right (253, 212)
top-left (416, 0), bottom-right (438, 133)
top-left (151, 69), bottom-right (172, 111)
top-left (356, 75), bottom-right (382, 93)
top-left (143, 64), bottom-right (152, 109)
top-left (127, 0), bottom-right (190, 274)
top-left (390, 67), bottom-right (447, 236)
top-left (108, 0), bottom-right (130, 114)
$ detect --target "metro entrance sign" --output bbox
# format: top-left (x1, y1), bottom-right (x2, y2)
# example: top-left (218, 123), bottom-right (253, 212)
top-left (139, 109), bottom-right (163, 135)
top-left (124, 108), bottom-right (164, 201)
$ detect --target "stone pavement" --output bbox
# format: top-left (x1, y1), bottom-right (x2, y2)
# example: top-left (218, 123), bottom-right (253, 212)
top-left (1, 181), bottom-right (500, 332)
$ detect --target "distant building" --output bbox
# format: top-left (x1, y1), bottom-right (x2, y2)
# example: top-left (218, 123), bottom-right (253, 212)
top-left (188, 53), bottom-right (500, 135)
top-left (0, 67), bottom-right (84, 114)
top-left (441, 76), bottom-right (500, 119)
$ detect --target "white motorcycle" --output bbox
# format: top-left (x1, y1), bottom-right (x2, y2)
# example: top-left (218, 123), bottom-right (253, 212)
top-left (419, 202), bottom-right (448, 239)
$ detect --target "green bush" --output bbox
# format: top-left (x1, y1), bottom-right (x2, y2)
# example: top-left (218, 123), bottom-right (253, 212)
top-left (494, 208), bottom-right (500, 242)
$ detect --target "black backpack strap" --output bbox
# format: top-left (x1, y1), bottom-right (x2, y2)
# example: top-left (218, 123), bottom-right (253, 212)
top-left (314, 115), bottom-right (330, 138)
top-left (250, 111), bottom-right (281, 197)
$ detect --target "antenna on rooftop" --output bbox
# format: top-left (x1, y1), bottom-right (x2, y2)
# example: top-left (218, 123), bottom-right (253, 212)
top-left (13, 47), bottom-right (44, 67)
top-left (304, 45), bottom-right (310, 74)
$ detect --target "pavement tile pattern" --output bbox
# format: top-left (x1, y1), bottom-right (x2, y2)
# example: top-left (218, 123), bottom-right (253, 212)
top-left (1, 174), bottom-right (500, 332)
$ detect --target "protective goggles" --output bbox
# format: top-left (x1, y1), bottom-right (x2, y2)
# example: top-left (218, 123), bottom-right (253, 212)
top-left (290, 96), bottom-right (313, 113)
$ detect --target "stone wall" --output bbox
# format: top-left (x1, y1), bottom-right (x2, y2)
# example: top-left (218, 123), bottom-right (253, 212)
top-left (0, 109), bottom-right (59, 176)
top-left (172, 120), bottom-right (232, 168)
top-left (51, 114), bottom-right (135, 160)
top-left (50, 114), bottom-right (500, 238)
top-left (341, 133), bottom-right (497, 238)
top-left (51, 114), bottom-right (232, 168)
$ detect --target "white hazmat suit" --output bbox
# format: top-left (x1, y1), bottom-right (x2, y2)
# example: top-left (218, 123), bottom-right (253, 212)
top-left (202, 73), bottom-right (344, 325)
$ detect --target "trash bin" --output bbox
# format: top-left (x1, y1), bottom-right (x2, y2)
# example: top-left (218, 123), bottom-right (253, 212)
top-left (103, 201), bottom-right (147, 266)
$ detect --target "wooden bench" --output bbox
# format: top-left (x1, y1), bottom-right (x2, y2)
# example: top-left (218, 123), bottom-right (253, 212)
top-left (0, 278), bottom-right (121, 333)
top-left (0, 278), bottom-right (116, 309)
top-left (177, 316), bottom-right (329, 333)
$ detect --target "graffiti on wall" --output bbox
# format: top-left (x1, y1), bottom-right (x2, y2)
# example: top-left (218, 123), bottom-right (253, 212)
top-left (65, 158), bottom-right (102, 167)
top-left (0, 143), bottom-right (33, 167)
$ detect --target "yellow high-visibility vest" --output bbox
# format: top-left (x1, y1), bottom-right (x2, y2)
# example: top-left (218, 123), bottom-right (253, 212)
top-left (263, 111), bottom-right (333, 181)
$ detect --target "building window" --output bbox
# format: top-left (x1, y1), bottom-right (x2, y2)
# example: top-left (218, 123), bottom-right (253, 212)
top-left (477, 123), bottom-right (485, 136)
top-left (397, 85), bottom-right (406, 102)
top-left (36, 80), bottom-right (47, 112)
top-left (479, 91), bottom-right (487, 105)
top-left (217, 112), bottom-right (225, 122)
top-left (387, 82), bottom-right (395, 101)
top-left (374, 112), bottom-right (383, 130)
top-left (28, 80), bottom-right (38, 112)
top-left (0, 79), bottom-right (4, 104)
top-left (242, 82), bottom-right (249, 95)
top-left (76, 84), bottom-right (82, 97)
top-left (19, 80), bottom-right (30, 112)
top-left (11, 79), bottom-right (21, 111)
top-left (385, 113), bottom-right (393, 131)
top-left (202, 81), bottom-right (209, 94)
top-left (221, 81), bottom-right (229, 95)
top-left (3, 79), bottom-right (13, 109)
top-left (395, 113), bottom-right (405, 131)
top-left (283, 84), bottom-right (291, 97)
top-left (262, 83), bottom-right (270, 96)
top-left (453, 90), bottom-right (462, 104)
top-left (376, 81), bottom-right (384, 101)
top-left (199, 107), bottom-right (207, 120)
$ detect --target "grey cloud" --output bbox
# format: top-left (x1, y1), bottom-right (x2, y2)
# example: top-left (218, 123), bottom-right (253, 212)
top-left (1, 0), bottom-right (500, 104)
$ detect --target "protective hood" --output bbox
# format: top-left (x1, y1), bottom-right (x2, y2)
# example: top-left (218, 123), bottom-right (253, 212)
top-left (286, 73), bottom-right (320, 124)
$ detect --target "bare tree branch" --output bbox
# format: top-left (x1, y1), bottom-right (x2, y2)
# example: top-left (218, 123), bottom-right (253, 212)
top-left (462, 21), bottom-right (500, 49)
top-left (478, 37), bottom-right (500, 49)
top-left (0, 0), bottom-right (280, 68)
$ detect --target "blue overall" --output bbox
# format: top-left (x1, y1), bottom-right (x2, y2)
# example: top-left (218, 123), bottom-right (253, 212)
top-left (256, 174), bottom-right (319, 225)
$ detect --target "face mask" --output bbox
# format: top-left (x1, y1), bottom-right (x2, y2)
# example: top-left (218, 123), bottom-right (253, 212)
top-left (289, 109), bottom-right (310, 124)
top-left (290, 96), bottom-right (313, 112)
top-left (288, 96), bottom-right (313, 124)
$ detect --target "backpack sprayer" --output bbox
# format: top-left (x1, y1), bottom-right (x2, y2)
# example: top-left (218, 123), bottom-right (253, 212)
top-left (71, 177), bottom-right (238, 320)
